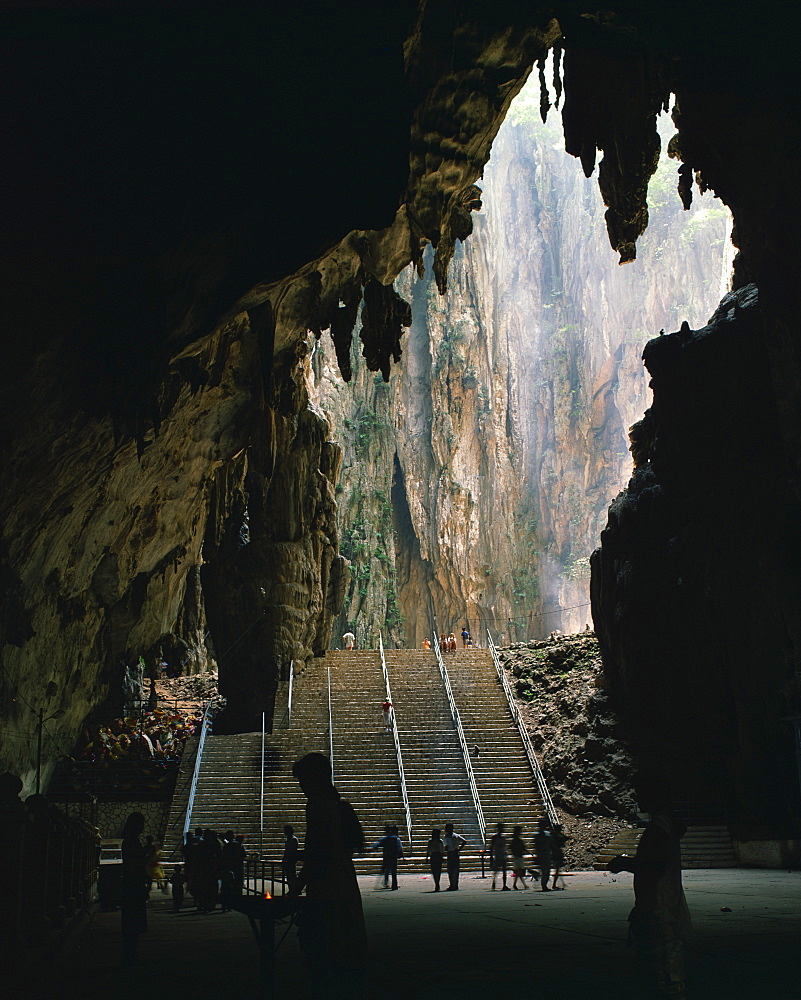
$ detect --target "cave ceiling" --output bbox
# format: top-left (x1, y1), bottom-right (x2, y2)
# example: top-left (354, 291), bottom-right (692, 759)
top-left (1, 2), bottom-right (801, 795)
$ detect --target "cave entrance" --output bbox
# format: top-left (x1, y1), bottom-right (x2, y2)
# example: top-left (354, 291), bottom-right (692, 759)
top-left (310, 71), bottom-right (731, 652)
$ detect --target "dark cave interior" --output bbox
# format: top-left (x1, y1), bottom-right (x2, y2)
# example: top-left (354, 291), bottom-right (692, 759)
top-left (1, 3), bottom-right (800, 842)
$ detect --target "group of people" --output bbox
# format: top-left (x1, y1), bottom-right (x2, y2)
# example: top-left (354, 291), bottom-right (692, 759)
top-left (488, 818), bottom-right (567, 891)
top-left (421, 627), bottom-right (474, 652)
top-left (177, 827), bottom-right (246, 913)
top-left (424, 823), bottom-right (468, 890)
top-left (121, 754), bottom-right (689, 999)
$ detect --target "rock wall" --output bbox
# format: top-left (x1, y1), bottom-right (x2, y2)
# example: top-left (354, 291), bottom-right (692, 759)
top-left (592, 285), bottom-right (801, 830)
top-left (312, 80), bottom-right (728, 648)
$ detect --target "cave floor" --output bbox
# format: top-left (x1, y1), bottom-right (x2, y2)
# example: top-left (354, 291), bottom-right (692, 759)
top-left (44, 870), bottom-right (799, 999)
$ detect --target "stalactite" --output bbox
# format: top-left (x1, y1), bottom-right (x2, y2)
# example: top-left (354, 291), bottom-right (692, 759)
top-left (359, 277), bottom-right (412, 382)
top-left (538, 55), bottom-right (550, 122)
top-left (552, 41), bottom-right (563, 109)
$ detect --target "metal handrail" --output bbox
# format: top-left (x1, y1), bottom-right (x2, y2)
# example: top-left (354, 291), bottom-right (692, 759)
top-left (260, 711), bottom-right (265, 855)
top-left (433, 628), bottom-right (486, 847)
top-left (273, 664), bottom-right (295, 732)
top-left (183, 701), bottom-right (213, 839)
top-left (487, 630), bottom-right (559, 826)
top-left (327, 666), bottom-right (334, 782)
top-left (379, 632), bottom-right (413, 853)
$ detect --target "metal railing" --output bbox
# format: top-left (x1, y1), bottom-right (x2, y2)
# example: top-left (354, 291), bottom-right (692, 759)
top-left (379, 632), bottom-right (413, 852)
top-left (183, 701), bottom-right (214, 840)
top-left (327, 665), bottom-right (334, 782)
top-left (273, 664), bottom-right (295, 731)
top-left (244, 856), bottom-right (288, 897)
top-left (487, 630), bottom-right (559, 826)
top-left (260, 711), bottom-right (266, 855)
top-left (433, 627), bottom-right (487, 847)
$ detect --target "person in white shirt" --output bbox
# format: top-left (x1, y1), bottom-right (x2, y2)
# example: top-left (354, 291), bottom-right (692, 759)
top-left (442, 823), bottom-right (467, 890)
top-left (342, 632), bottom-right (355, 650)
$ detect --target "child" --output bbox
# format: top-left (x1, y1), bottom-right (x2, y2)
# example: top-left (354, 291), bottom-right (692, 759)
top-left (170, 864), bottom-right (186, 911)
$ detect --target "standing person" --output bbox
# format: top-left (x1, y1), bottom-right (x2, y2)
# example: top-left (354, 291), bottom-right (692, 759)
top-left (342, 631), bottom-right (356, 650)
top-left (551, 823), bottom-right (568, 889)
top-left (170, 864), bottom-right (186, 911)
top-left (144, 835), bottom-right (166, 895)
top-left (510, 826), bottom-right (529, 889)
top-left (608, 779), bottom-right (691, 1000)
top-left (371, 824), bottom-right (403, 890)
top-left (194, 830), bottom-right (220, 913)
top-left (180, 830), bottom-right (198, 903)
top-left (461, 626), bottom-right (470, 648)
top-left (290, 752), bottom-right (367, 1000)
top-left (489, 823), bottom-right (510, 890)
top-left (381, 699), bottom-right (393, 733)
top-left (282, 824), bottom-right (300, 892)
top-left (425, 828), bottom-right (446, 891)
top-left (534, 818), bottom-right (553, 891)
top-left (443, 823), bottom-right (467, 890)
top-left (120, 812), bottom-right (148, 965)
top-left (222, 830), bottom-right (246, 898)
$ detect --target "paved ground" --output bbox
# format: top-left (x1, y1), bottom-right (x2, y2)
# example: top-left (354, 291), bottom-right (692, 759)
top-left (41, 869), bottom-right (800, 999)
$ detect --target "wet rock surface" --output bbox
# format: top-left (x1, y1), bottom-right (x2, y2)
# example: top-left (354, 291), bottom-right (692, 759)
top-left (500, 630), bottom-right (637, 868)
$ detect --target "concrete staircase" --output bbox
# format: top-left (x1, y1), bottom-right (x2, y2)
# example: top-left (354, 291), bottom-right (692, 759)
top-left (681, 826), bottom-right (739, 868)
top-left (593, 827), bottom-right (642, 870)
top-left (165, 659), bottom-right (330, 859)
top-left (443, 649), bottom-right (545, 848)
top-left (593, 824), bottom-right (738, 869)
top-left (174, 649), bottom-right (548, 874)
top-left (383, 650), bottom-right (483, 862)
top-left (325, 650), bottom-right (407, 872)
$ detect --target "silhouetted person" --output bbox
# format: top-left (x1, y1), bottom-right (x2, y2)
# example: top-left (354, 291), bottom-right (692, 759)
top-left (220, 830), bottom-right (243, 911)
top-left (534, 819), bottom-right (552, 891)
top-left (282, 824), bottom-right (300, 891)
top-left (490, 823), bottom-right (510, 890)
top-left (291, 752), bottom-right (367, 999)
top-left (170, 864), bottom-right (185, 911)
top-left (425, 828), bottom-right (445, 891)
top-left (510, 825), bottom-right (529, 889)
top-left (223, 829), bottom-right (245, 894)
top-left (443, 823), bottom-right (467, 890)
top-left (120, 812), bottom-right (148, 964)
top-left (372, 823), bottom-right (403, 889)
top-left (194, 829), bottom-right (220, 913)
top-left (609, 776), bottom-right (691, 999)
top-left (551, 824), bottom-right (568, 889)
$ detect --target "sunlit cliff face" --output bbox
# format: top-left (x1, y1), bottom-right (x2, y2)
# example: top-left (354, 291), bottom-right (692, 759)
top-left (1, 4), bottom-right (800, 831)
top-left (310, 79), bottom-right (732, 649)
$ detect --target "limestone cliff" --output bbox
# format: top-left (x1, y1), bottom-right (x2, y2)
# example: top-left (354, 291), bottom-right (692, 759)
top-left (312, 80), bottom-right (729, 647)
